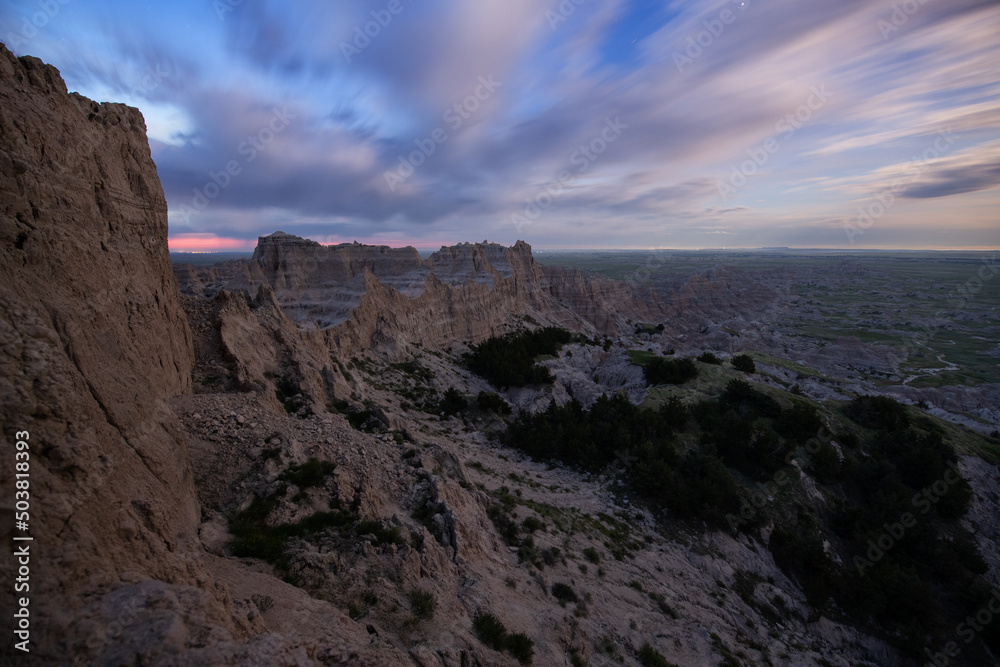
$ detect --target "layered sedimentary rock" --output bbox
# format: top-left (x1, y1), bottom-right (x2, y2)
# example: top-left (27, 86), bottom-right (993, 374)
top-left (0, 45), bottom-right (229, 661)
top-left (0, 45), bottom-right (411, 666)
top-left (176, 232), bottom-right (668, 358)
top-left (0, 42), bottom-right (211, 655)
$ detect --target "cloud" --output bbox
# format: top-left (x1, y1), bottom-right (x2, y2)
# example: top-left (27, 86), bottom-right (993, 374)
top-left (18, 0), bottom-right (1000, 249)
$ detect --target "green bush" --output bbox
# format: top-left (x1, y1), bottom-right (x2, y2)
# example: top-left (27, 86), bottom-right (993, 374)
top-left (466, 327), bottom-right (571, 388)
top-left (409, 589), bottom-right (436, 620)
top-left (775, 402), bottom-right (823, 443)
top-left (643, 356), bottom-right (698, 385)
top-left (506, 632), bottom-right (535, 664)
top-left (477, 391), bottom-right (512, 415)
top-left (769, 524), bottom-right (834, 607)
top-left (472, 613), bottom-right (533, 664)
top-left (846, 395), bottom-right (909, 431)
top-left (731, 354), bottom-right (756, 374)
top-left (810, 441), bottom-right (842, 482)
top-left (473, 612), bottom-right (508, 650)
top-left (551, 582), bottom-right (578, 605)
top-left (438, 387), bottom-right (468, 416)
top-left (279, 458), bottom-right (336, 489)
top-left (639, 643), bottom-right (679, 667)
top-left (697, 352), bottom-right (723, 365)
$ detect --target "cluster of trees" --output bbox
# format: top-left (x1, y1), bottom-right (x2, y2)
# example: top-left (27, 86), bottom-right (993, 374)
top-left (500, 380), bottom-right (996, 660)
top-left (466, 327), bottom-right (572, 388)
top-left (769, 395), bottom-right (991, 658)
top-left (643, 356), bottom-right (698, 385)
top-left (505, 392), bottom-right (744, 528)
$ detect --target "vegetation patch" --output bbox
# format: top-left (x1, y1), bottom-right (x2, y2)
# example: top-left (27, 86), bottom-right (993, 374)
top-left (409, 589), bottom-right (436, 620)
top-left (229, 462), bottom-right (404, 575)
top-left (472, 613), bottom-right (535, 664)
top-left (638, 643), bottom-right (680, 667)
top-left (465, 327), bottom-right (572, 388)
top-left (641, 356), bottom-right (699, 385)
top-left (731, 354), bottom-right (756, 374)
top-left (551, 582), bottom-right (578, 605)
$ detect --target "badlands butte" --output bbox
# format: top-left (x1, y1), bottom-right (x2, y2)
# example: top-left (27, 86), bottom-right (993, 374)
top-left (3, 44), bottom-right (1000, 667)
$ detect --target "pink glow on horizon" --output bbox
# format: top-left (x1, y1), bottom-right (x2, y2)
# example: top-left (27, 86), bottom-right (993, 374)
top-left (311, 234), bottom-right (464, 249)
top-left (168, 235), bottom-right (257, 252)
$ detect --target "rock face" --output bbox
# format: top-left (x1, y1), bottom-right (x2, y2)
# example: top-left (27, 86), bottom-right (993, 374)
top-left (0, 44), bottom-right (224, 659)
top-left (0, 45), bottom-right (414, 666)
top-left (176, 232), bottom-right (668, 357)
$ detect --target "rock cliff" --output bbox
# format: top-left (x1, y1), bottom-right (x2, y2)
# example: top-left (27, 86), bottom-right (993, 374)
top-left (0, 45), bottom-right (405, 665)
top-left (176, 232), bottom-right (668, 358)
top-left (0, 43), bottom-right (226, 660)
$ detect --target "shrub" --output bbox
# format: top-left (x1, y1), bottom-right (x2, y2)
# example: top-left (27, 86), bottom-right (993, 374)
top-left (506, 632), bottom-right (535, 664)
top-left (846, 395), bottom-right (908, 431)
top-left (522, 516), bottom-right (544, 533)
top-left (731, 354), bottom-right (756, 373)
top-left (551, 582), bottom-right (578, 605)
top-left (438, 387), bottom-right (468, 416)
top-left (251, 593), bottom-right (274, 613)
top-left (473, 612), bottom-right (508, 650)
top-left (583, 547), bottom-right (601, 564)
top-left (775, 402), bottom-right (823, 443)
top-left (477, 391), bottom-right (512, 415)
top-left (639, 643), bottom-right (679, 667)
top-left (810, 441), bottom-right (842, 482)
top-left (471, 613), bottom-right (534, 664)
top-left (409, 589), bottom-right (436, 620)
top-left (643, 356), bottom-right (698, 385)
top-left (697, 352), bottom-right (722, 365)
top-left (769, 525), bottom-right (834, 606)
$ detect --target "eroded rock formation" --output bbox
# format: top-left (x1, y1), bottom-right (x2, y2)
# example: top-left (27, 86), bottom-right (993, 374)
top-left (0, 45), bottom-right (405, 665)
top-left (176, 232), bottom-right (668, 358)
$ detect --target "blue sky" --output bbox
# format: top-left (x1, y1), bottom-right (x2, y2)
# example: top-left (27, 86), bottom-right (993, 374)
top-left (2, 0), bottom-right (998, 250)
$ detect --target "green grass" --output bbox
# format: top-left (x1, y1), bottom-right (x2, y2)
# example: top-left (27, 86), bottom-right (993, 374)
top-left (628, 349), bottom-right (660, 366)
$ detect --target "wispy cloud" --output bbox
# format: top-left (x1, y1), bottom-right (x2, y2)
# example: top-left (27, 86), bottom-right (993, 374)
top-left (4, 0), bottom-right (998, 249)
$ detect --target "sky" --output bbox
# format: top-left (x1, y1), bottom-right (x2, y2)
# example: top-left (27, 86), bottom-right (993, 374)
top-left (2, 0), bottom-right (999, 251)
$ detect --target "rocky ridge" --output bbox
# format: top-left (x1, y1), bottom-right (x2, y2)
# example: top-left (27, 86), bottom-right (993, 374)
top-left (175, 232), bottom-right (667, 356)
top-left (0, 45), bottom-right (407, 664)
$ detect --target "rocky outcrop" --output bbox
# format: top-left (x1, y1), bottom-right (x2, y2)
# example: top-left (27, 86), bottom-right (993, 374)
top-left (176, 233), bottom-right (669, 358)
top-left (0, 45), bottom-right (416, 665)
top-left (0, 43), bottom-right (227, 660)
